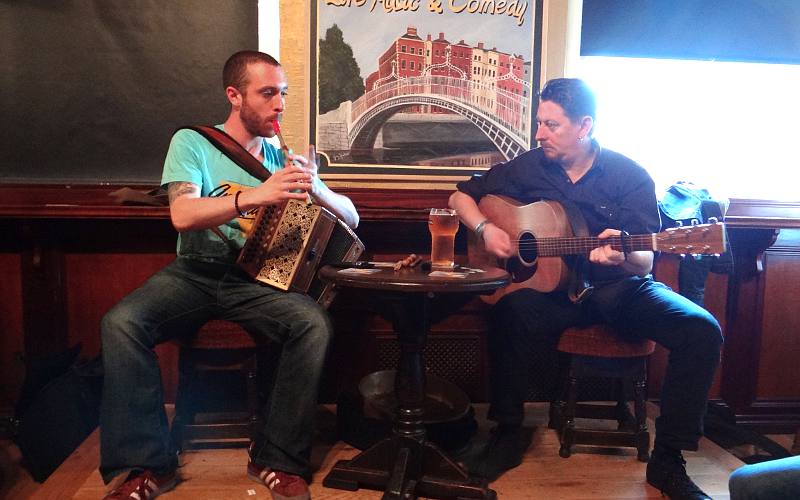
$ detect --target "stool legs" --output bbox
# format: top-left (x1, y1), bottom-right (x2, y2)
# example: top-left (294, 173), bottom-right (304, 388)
top-left (548, 358), bottom-right (570, 431)
top-left (615, 379), bottom-right (633, 430)
top-left (170, 349), bottom-right (261, 451)
top-left (555, 356), bottom-right (651, 462)
top-left (558, 373), bottom-right (580, 458)
top-left (170, 348), bottom-right (198, 453)
top-left (243, 354), bottom-right (261, 441)
top-left (633, 378), bottom-right (650, 461)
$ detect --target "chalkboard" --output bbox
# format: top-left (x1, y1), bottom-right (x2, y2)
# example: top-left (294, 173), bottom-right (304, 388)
top-left (0, 1), bottom-right (259, 185)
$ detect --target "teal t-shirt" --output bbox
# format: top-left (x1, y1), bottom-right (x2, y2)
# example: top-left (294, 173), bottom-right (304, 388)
top-left (160, 125), bottom-right (325, 262)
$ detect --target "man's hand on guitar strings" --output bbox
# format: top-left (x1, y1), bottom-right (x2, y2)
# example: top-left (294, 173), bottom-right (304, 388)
top-left (591, 228), bottom-right (625, 266)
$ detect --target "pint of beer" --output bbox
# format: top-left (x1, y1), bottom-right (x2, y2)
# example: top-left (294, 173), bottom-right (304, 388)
top-left (428, 208), bottom-right (459, 269)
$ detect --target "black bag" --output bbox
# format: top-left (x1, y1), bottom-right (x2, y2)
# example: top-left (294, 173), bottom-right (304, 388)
top-left (14, 349), bottom-right (103, 482)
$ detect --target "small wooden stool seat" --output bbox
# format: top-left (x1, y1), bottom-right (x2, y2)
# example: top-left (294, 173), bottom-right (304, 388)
top-left (550, 324), bottom-right (655, 462)
top-left (170, 320), bottom-right (262, 451)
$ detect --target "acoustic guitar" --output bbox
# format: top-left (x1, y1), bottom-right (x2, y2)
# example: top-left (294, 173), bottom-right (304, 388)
top-left (469, 195), bottom-right (727, 304)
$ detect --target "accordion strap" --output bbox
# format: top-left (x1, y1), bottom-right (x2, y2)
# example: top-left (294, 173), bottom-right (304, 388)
top-left (178, 125), bottom-right (271, 182)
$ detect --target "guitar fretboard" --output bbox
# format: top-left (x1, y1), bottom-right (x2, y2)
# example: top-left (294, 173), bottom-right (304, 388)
top-left (519, 234), bottom-right (656, 257)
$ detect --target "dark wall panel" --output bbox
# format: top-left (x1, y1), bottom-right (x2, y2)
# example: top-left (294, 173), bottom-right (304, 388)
top-left (1, 0), bottom-right (258, 184)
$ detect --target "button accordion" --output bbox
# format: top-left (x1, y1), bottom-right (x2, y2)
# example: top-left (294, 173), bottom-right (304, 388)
top-left (237, 199), bottom-right (364, 308)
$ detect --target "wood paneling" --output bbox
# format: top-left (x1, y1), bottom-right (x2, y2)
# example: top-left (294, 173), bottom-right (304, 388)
top-left (2, 184), bottom-right (799, 431)
top-left (64, 253), bottom-right (175, 358)
top-left (756, 230), bottom-right (800, 399)
top-left (0, 252), bottom-right (24, 409)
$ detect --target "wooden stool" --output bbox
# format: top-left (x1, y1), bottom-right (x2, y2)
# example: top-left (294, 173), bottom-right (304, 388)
top-left (170, 320), bottom-right (262, 451)
top-left (549, 324), bottom-right (655, 462)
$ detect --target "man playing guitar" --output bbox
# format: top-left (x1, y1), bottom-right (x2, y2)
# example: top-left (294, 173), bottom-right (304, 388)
top-left (449, 78), bottom-right (721, 500)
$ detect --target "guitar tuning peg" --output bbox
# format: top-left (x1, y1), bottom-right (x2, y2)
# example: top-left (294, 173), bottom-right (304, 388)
top-left (690, 218), bottom-right (700, 226)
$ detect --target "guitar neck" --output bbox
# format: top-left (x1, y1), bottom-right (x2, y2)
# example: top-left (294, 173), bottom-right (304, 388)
top-left (533, 234), bottom-right (655, 257)
top-left (478, 196), bottom-right (726, 260)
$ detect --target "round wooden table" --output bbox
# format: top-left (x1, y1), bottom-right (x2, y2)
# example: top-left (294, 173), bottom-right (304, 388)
top-left (319, 264), bottom-right (510, 500)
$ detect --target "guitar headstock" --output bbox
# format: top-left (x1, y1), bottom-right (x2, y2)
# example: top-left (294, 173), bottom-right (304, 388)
top-left (656, 222), bottom-right (727, 255)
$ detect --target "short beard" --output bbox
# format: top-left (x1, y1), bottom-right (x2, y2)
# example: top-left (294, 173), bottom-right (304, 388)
top-left (240, 99), bottom-right (272, 138)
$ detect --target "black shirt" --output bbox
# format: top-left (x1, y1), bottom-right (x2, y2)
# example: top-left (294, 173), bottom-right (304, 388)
top-left (456, 142), bottom-right (661, 284)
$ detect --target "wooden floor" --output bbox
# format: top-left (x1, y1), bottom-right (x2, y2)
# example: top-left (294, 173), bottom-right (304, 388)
top-left (19, 403), bottom-right (743, 499)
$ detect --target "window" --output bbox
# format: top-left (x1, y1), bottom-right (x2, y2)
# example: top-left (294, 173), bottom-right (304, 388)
top-left (576, 56), bottom-right (800, 201)
top-left (576, 0), bottom-right (800, 200)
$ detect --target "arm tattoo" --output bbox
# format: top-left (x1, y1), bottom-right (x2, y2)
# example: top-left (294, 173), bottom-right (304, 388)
top-left (167, 181), bottom-right (199, 203)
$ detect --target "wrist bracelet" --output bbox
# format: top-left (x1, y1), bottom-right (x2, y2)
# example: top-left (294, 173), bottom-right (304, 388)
top-left (474, 219), bottom-right (490, 239)
top-left (234, 191), bottom-right (246, 217)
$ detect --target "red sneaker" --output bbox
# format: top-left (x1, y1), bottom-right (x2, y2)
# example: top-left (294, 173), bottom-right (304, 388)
top-left (103, 470), bottom-right (177, 499)
top-left (248, 461), bottom-right (311, 500)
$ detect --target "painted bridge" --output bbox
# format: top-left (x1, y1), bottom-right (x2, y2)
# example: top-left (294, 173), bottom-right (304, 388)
top-left (343, 74), bottom-right (533, 161)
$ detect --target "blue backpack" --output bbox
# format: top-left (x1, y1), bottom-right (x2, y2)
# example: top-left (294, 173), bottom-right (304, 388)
top-left (658, 182), bottom-right (733, 307)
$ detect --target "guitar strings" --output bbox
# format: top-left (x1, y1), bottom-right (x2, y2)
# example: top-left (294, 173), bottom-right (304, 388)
top-left (513, 235), bottom-right (654, 256)
top-left (514, 235), bottom-right (653, 246)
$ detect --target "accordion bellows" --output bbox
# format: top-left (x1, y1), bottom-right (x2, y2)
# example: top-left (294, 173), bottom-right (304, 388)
top-left (238, 199), bottom-right (364, 308)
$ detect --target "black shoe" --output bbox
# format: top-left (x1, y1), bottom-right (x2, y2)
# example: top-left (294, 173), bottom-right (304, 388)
top-left (466, 425), bottom-right (532, 482)
top-left (646, 450), bottom-right (712, 500)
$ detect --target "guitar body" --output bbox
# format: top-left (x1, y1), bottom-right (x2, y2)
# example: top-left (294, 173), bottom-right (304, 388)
top-left (468, 195), bottom-right (727, 306)
top-left (469, 195), bottom-right (573, 304)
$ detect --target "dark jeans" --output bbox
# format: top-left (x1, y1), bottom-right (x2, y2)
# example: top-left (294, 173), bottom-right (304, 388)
top-left (99, 257), bottom-right (332, 483)
top-left (486, 275), bottom-right (722, 452)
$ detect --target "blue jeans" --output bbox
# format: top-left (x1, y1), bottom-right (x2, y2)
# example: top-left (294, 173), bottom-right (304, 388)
top-left (487, 276), bottom-right (722, 451)
top-left (99, 257), bottom-right (332, 483)
top-left (729, 456), bottom-right (800, 499)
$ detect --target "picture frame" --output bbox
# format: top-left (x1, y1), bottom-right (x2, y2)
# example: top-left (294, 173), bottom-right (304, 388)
top-left (309, 0), bottom-right (543, 190)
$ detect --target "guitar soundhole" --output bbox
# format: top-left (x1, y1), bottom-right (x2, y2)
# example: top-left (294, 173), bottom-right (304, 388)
top-left (518, 232), bottom-right (538, 264)
top-left (503, 231), bottom-right (537, 283)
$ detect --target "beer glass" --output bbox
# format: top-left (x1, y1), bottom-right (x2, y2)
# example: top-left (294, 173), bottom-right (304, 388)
top-left (428, 208), bottom-right (459, 270)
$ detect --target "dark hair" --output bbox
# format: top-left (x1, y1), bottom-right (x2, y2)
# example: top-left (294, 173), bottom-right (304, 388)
top-left (539, 78), bottom-right (597, 124)
top-left (222, 50), bottom-right (281, 91)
